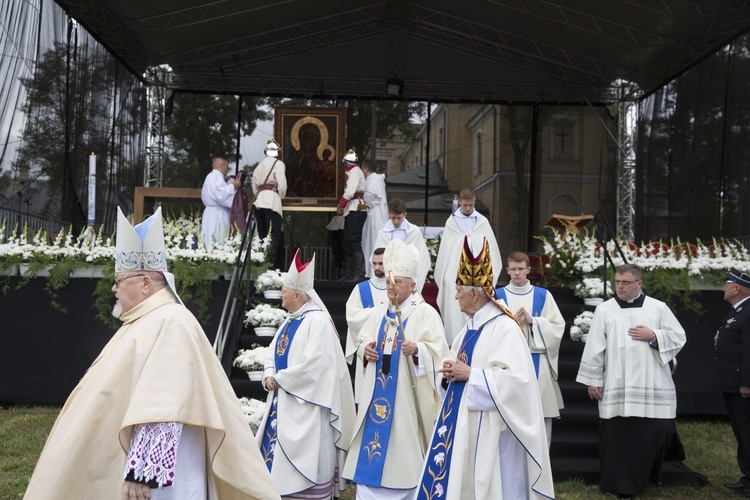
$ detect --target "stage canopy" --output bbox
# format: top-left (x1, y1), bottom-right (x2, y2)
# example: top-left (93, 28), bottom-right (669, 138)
top-left (52, 0), bottom-right (750, 104)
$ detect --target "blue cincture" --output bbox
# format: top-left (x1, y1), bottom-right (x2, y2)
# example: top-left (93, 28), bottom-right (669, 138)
top-left (358, 280), bottom-right (375, 308)
top-left (351, 312), bottom-right (409, 487)
top-left (496, 286), bottom-right (547, 378)
top-left (258, 315), bottom-right (306, 472)
top-left (416, 316), bottom-right (497, 500)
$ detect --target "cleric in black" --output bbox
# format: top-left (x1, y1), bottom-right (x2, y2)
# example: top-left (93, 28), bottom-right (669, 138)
top-left (715, 267), bottom-right (750, 496)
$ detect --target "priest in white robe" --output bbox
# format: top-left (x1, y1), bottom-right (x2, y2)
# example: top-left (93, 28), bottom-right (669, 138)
top-left (201, 156), bottom-right (241, 248)
top-left (375, 198), bottom-right (431, 293)
top-left (361, 160), bottom-right (388, 278)
top-left (345, 247), bottom-right (389, 405)
top-left (433, 188), bottom-right (501, 344)
top-left (257, 250), bottom-right (355, 499)
top-left (25, 207), bottom-right (279, 500)
top-left (577, 263), bottom-right (686, 498)
top-left (496, 251), bottom-right (565, 445)
top-left (416, 236), bottom-right (554, 500)
top-left (343, 240), bottom-right (450, 500)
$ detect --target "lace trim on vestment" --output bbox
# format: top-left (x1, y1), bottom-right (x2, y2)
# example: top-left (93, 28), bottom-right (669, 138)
top-left (124, 421), bottom-right (183, 487)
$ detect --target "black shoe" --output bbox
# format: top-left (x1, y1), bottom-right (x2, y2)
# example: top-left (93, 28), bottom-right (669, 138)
top-left (726, 482), bottom-right (749, 491)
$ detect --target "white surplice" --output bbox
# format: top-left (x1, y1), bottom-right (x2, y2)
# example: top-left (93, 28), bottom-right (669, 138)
top-left (200, 169), bottom-right (236, 248)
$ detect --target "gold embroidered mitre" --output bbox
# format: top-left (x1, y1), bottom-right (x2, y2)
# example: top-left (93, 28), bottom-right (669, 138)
top-left (455, 236), bottom-right (523, 333)
top-left (455, 236), bottom-right (494, 298)
top-left (384, 239), bottom-right (419, 279)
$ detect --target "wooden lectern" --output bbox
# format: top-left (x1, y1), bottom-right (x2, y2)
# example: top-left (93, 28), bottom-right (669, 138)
top-left (546, 213), bottom-right (593, 239)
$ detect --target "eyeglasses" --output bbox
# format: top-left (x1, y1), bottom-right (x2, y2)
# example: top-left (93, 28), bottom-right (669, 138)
top-left (614, 279), bottom-right (640, 286)
top-left (114, 274), bottom-right (146, 288)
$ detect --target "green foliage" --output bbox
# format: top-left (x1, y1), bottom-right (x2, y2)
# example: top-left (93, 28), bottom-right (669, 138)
top-left (641, 266), bottom-right (703, 316)
top-left (93, 269), bottom-right (118, 329)
top-left (163, 93), bottom-right (270, 187)
top-left (0, 405), bottom-right (61, 499)
top-left (0, 410), bottom-right (741, 499)
top-left (169, 258), bottom-right (232, 322)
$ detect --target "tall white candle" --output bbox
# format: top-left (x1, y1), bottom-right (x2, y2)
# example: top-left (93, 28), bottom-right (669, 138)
top-left (87, 152), bottom-right (96, 225)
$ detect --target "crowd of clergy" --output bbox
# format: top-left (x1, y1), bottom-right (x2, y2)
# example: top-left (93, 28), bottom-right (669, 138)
top-left (34, 146), bottom-right (749, 500)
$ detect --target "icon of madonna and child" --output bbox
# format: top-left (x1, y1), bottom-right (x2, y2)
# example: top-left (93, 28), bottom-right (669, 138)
top-left (283, 115), bottom-right (341, 198)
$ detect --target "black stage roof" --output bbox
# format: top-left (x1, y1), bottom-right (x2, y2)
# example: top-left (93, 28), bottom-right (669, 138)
top-left (54, 0), bottom-right (750, 104)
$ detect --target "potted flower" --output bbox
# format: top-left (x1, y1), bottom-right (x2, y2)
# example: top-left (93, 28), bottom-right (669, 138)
top-left (244, 302), bottom-right (288, 336)
top-left (570, 310), bottom-right (595, 342)
top-left (254, 269), bottom-right (285, 299)
top-left (238, 396), bottom-right (267, 434)
top-left (233, 344), bottom-right (269, 380)
top-left (574, 276), bottom-right (613, 306)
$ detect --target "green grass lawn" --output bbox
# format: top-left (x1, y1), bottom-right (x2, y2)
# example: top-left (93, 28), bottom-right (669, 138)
top-left (0, 406), bottom-right (742, 499)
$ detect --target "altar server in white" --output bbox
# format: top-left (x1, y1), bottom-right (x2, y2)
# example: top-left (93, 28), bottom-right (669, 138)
top-left (345, 247), bottom-right (389, 404)
top-left (496, 251), bottom-right (565, 445)
top-left (201, 156), bottom-right (241, 248)
top-left (433, 188), bottom-right (501, 343)
top-left (375, 198), bottom-right (431, 293)
top-left (361, 159), bottom-right (388, 278)
top-left (577, 263), bottom-right (686, 498)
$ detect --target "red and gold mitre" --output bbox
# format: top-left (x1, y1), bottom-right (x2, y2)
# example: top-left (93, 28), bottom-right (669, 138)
top-left (455, 236), bottom-right (523, 334)
top-left (455, 236), bottom-right (494, 298)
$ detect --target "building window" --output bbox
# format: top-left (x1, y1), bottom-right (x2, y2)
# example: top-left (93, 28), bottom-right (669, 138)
top-left (376, 159), bottom-right (388, 172)
top-left (474, 131), bottom-right (482, 176)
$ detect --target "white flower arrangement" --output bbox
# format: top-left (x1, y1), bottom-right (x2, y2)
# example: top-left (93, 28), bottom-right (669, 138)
top-left (254, 269), bottom-right (285, 293)
top-left (244, 302), bottom-right (288, 328)
top-left (249, 233), bottom-right (273, 265)
top-left (570, 310), bottom-right (595, 342)
top-left (238, 396), bottom-right (266, 432)
top-left (574, 276), bottom-right (613, 299)
top-left (233, 344), bottom-right (269, 372)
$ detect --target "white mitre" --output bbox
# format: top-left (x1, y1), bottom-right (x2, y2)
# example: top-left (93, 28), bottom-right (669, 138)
top-left (282, 249), bottom-right (335, 326)
top-left (115, 207), bottom-right (182, 304)
top-left (383, 239), bottom-right (419, 279)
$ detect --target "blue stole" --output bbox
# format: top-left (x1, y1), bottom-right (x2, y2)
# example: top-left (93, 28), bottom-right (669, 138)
top-left (496, 286), bottom-right (547, 377)
top-left (259, 314), bottom-right (306, 472)
top-left (351, 312), bottom-right (409, 487)
top-left (358, 280), bottom-right (375, 308)
top-left (416, 316), bottom-right (498, 500)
